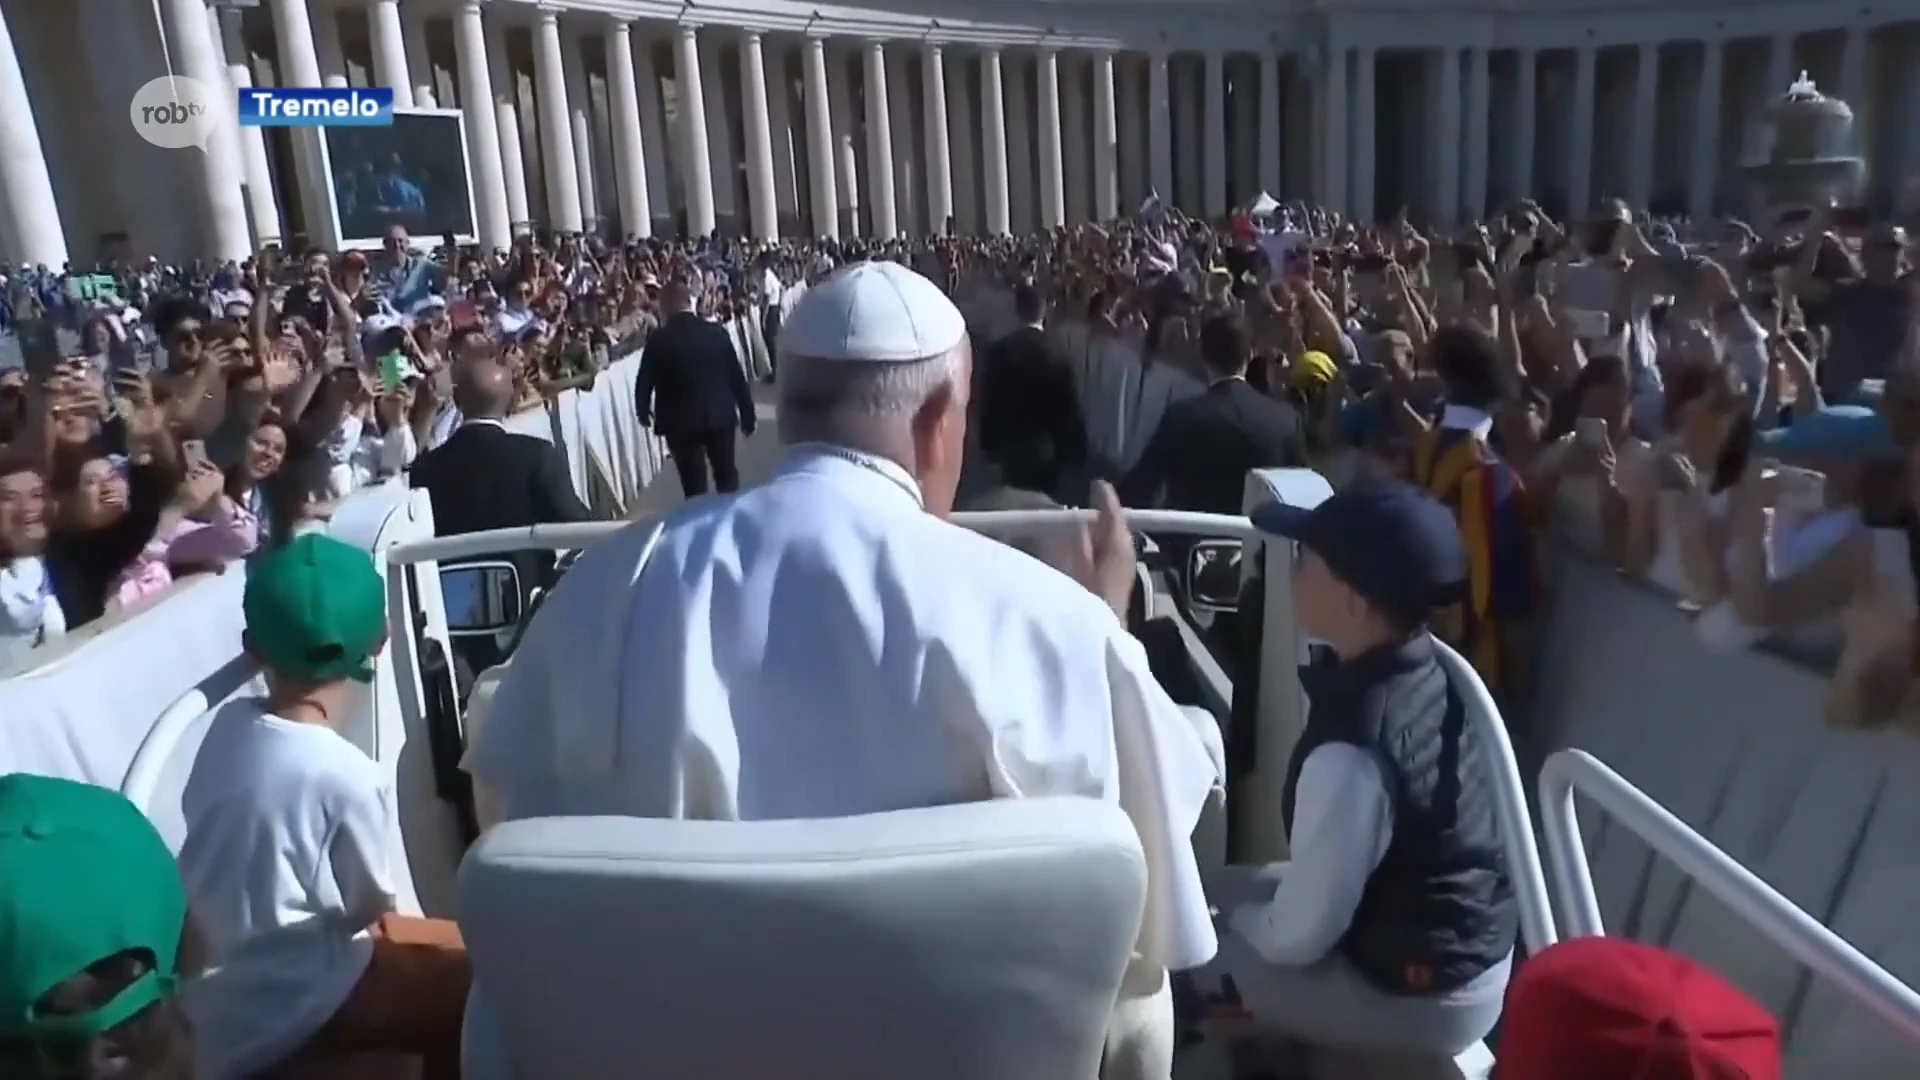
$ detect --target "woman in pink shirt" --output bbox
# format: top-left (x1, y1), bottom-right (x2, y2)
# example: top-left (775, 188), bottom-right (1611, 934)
top-left (111, 460), bottom-right (259, 609)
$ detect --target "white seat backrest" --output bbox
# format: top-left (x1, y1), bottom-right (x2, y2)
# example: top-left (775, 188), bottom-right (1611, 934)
top-left (458, 660), bottom-right (511, 834)
top-left (126, 705), bottom-right (222, 854)
top-left (457, 798), bottom-right (1146, 1080)
top-left (121, 656), bottom-right (263, 853)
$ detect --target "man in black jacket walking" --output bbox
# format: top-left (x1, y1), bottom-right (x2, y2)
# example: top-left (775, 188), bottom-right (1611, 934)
top-left (974, 281), bottom-right (1089, 500)
top-left (410, 350), bottom-right (590, 676)
top-left (1118, 311), bottom-right (1309, 514)
top-left (634, 276), bottom-right (757, 496)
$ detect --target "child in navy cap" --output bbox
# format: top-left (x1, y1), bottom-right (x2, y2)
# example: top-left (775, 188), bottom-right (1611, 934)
top-left (1190, 480), bottom-right (1517, 1069)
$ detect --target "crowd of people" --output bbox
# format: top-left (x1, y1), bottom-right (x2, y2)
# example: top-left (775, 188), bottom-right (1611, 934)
top-left (971, 198), bottom-right (1920, 729)
top-left (10, 181), bottom-right (1920, 1080)
top-left (0, 225), bottom-right (799, 666)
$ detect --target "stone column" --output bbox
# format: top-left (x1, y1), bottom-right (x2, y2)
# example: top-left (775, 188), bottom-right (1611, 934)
top-left (1837, 26), bottom-right (1867, 122)
top-left (1568, 44), bottom-right (1596, 216)
top-left (1765, 34), bottom-right (1794, 99)
top-left (1202, 50), bottom-right (1226, 216)
top-left (607, 20), bottom-right (653, 238)
top-left (1689, 39), bottom-right (1724, 220)
top-left (161, 0), bottom-right (250, 260)
top-left (863, 40), bottom-right (898, 239)
top-left (452, 0), bottom-right (512, 248)
top-left (533, 8), bottom-right (584, 233)
top-left (1004, 53), bottom-right (1033, 233)
top-left (370, 0), bottom-right (413, 108)
top-left (268, 0), bottom-right (335, 239)
top-left (1147, 49), bottom-right (1173, 200)
top-left (0, 3), bottom-right (64, 266)
top-left (1114, 59), bottom-right (1142, 210)
top-left (922, 43), bottom-right (954, 233)
top-left (981, 47), bottom-right (1011, 235)
top-left (801, 36), bottom-right (838, 239)
top-left (1511, 47), bottom-right (1536, 200)
top-left (1352, 47), bottom-right (1375, 221)
top-left (271, 0), bottom-right (324, 86)
top-left (1257, 52), bottom-right (1281, 198)
top-left (216, 7), bottom-right (283, 248)
top-left (885, 47), bottom-right (917, 232)
top-left (486, 20), bottom-right (531, 236)
top-left (740, 31), bottom-right (778, 239)
top-left (1627, 42), bottom-right (1659, 209)
top-left (403, 8), bottom-right (436, 106)
top-left (1321, 46), bottom-right (1348, 213)
top-left (1036, 48), bottom-right (1066, 227)
top-left (1093, 51), bottom-right (1119, 220)
top-left (313, 3), bottom-right (349, 89)
top-left (1464, 47), bottom-right (1491, 220)
top-left (673, 25), bottom-right (716, 236)
top-left (698, 33), bottom-right (738, 232)
top-left (827, 46), bottom-right (860, 234)
top-left (1902, 44), bottom-right (1920, 195)
top-left (563, 28), bottom-right (599, 233)
top-left (1060, 54), bottom-right (1088, 223)
top-left (633, 35), bottom-right (672, 234)
top-left (1433, 48), bottom-right (1461, 225)
top-left (765, 41), bottom-right (800, 232)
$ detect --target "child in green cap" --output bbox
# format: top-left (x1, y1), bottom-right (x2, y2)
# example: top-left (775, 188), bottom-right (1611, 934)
top-left (176, 533), bottom-right (468, 1079)
top-left (0, 774), bottom-right (199, 1079)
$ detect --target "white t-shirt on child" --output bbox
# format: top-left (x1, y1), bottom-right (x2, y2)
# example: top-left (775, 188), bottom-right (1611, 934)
top-left (178, 698), bottom-right (396, 1077)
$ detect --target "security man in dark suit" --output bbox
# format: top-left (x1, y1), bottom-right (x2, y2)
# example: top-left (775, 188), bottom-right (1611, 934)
top-left (410, 347), bottom-right (590, 671)
top-left (974, 281), bottom-right (1089, 500)
top-left (1118, 310), bottom-right (1309, 514)
top-left (1192, 481), bottom-right (1516, 1056)
top-left (634, 274), bottom-right (757, 496)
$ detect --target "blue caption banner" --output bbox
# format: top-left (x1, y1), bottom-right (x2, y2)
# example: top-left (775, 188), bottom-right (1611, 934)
top-left (237, 87), bottom-right (394, 127)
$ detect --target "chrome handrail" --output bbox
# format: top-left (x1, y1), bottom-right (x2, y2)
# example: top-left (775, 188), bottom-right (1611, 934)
top-left (1431, 639), bottom-right (1558, 954)
top-left (1540, 749), bottom-right (1920, 1042)
top-left (384, 509), bottom-right (1264, 569)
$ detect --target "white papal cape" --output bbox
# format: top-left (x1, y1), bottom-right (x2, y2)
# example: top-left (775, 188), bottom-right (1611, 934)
top-left (469, 445), bottom-right (1223, 974)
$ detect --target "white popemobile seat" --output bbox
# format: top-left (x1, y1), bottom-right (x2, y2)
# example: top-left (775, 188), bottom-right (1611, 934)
top-left (456, 797), bottom-right (1149, 1080)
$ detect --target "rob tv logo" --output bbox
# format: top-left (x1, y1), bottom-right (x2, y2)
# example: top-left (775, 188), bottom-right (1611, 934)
top-left (142, 100), bottom-right (207, 125)
top-left (129, 76), bottom-right (226, 150)
top-left (239, 87), bottom-right (395, 127)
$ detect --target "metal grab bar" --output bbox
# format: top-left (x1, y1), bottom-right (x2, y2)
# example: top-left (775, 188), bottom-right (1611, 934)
top-left (1539, 749), bottom-right (1920, 1042)
top-left (1431, 640), bottom-right (1559, 955)
top-left (384, 510), bottom-right (1265, 569)
top-left (388, 522), bottom-right (628, 567)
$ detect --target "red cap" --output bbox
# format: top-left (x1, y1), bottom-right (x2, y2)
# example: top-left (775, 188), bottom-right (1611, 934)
top-left (1498, 937), bottom-right (1780, 1080)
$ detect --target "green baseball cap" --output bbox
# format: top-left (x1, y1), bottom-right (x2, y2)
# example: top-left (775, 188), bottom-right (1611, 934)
top-left (0, 774), bottom-right (185, 1041)
top-left (244, 533), bottom-right (387, 684)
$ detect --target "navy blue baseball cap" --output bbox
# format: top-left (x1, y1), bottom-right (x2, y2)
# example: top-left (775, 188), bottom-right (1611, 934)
top-left (1251, 480), bottom-right (1469, 622)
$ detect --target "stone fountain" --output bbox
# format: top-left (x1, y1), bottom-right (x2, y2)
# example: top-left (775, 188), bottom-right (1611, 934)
top-left (1741, 71), bottom-right (1865, 216)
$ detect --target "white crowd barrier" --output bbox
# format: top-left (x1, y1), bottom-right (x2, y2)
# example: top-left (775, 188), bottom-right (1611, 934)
top-left (0, 319), bottom-right (768, 788)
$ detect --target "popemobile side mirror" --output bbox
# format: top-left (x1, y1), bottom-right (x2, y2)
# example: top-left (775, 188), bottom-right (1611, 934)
top-left (441, 561), bottom-right (524, 637)
top-left (1185, 539), bottom-right (1244, 615)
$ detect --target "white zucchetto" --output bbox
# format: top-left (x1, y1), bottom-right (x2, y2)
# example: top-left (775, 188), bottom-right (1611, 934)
top-left (778, 260), bottom-right (967, 363)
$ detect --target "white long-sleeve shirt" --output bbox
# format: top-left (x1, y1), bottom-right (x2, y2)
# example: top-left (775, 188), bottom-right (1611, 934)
top-left (1227, 745), bottom-right (1394, 966)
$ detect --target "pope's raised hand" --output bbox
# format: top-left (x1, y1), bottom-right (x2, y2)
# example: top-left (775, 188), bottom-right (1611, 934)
top-left (1073, 480), bottom-right (1137, 620)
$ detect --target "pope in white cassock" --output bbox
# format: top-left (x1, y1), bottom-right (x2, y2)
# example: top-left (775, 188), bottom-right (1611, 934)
top-left (467, 260), bottom-right (1224, 1078)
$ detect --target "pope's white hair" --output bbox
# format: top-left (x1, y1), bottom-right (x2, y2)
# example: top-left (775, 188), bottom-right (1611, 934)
top-left (777, 342), bottom-right (968, 452)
